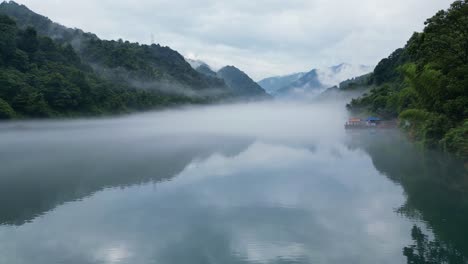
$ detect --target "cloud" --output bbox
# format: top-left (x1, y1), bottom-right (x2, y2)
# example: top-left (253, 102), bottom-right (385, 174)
top-left (15, 0), bottom-right (453, 80)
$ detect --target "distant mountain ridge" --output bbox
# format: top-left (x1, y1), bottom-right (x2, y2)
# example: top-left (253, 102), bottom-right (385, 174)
top-left (276, 69), bottom-right (323, 96)
top-left (185, 59), bottom-right (269, 98)
top-left (195, 64), bottom-right (218, 78)
top-left (259, 63), bottom-right (374, 97)
top-left (316, 73), bottom-right (374, 101)
top-left (257, 72), bottom-right (306, 94)
top-left (185, 58), bottom-right (209, 70)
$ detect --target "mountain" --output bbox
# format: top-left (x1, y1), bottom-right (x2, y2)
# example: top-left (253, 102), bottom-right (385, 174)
top-left (195, 64), bottom-right (218, 78)
top-left (185, 58), bottom-right (208, 69)
top-left (0, 1), bottom-right (229, 97)
top-left (338, 72), bottom-right (373, 90)
top-left (276, 69), bottom-right (323, 96)
top-left (184, 59), bottom-right (269, 98)
top-left (320, 63), bottom-right (374, 88)
top-left (257, 72), bottom-right (305, 95)
top-left (273, 63), bottom-right (374, 97)
top-left (216, 66), bottom-right (269, 98)
top-left (316, 73), bottom-right (373, 101)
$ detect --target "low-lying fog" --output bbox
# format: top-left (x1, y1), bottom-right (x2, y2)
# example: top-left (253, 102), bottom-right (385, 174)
top-left (0, 100), bottom-right (349, 146)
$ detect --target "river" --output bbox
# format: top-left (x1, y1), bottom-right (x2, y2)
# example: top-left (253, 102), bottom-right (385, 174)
top-left (0, 102), bottom-right (466, 264)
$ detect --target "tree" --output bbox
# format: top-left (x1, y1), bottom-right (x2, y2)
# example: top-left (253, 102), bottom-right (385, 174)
top-left (0, 98), bottom-right (15, 119)
top-left (12, 87), bottom-right (50, 117)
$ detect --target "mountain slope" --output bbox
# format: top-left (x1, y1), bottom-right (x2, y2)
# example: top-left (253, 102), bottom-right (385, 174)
top-left (276, 69), bottom-right (323, 96)
top-left (319, 63), bottom-right (374, 88)
top-left (185, 60), bottom-right (269, 99)
top-left (316, 73), bottom-right (373, 101)
top-left (0, 14), bottom-right (205, 119)
top-left (0, 1), bottom-right (229, 96)
top-left (258, 72), bottom-right (305, 95)
top-left (195, 64), bottom-right (218, 78)
top-left (217, 66), bottom-right (269, 98)
top-left (185, 58), bottom-right (208, 69)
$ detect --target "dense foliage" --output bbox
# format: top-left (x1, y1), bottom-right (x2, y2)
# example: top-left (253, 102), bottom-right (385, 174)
top-left (0, 15), bottom-right (208, 119)
top-left (347, 0), bottom-right (468, 159)
top-left (80, 38), bottom-right (226, 92)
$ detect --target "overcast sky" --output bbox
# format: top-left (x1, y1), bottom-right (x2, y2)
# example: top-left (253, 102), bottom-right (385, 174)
top-left (15, 0), bottom-right (452, 80)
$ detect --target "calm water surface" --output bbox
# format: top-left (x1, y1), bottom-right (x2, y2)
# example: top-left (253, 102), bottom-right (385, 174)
top-left (0, 102), bottom-right (466, 264)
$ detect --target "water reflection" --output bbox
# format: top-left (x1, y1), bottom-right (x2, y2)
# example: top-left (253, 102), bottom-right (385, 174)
top-left (404, 225), bottom-right (466, 264)
top-left (0, 123), bottom-right (253, 225)
top-left (0, 140), bottom-right (414, 264)
top-left (346, 130), bottom-right (468, 263)
top-left (0, 103), bottom-right (466, 264)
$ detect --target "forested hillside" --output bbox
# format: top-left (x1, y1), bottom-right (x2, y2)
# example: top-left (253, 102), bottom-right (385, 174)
top-left (0, 15), bottom-right (206, 119)
top-left (0, 1), bottom-right (228, 94)
top-left (347, 0), bottom-right (468, 159)
top-left (0, 1), bottom-right (268, 119)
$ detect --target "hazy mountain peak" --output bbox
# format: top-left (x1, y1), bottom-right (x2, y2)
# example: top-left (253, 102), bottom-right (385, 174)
top-left (185, 58), bottom-right (209, 69)
top-left (257, 72), bottom-right (306, 95)
top-left (217, 66), bottom-right (269, 98)
top-left (318, 63), bottom-right (374, 88)
top-left (195, 64), bottom-right (217, 78)
top-left (268, 63), bottom-right (374, 97)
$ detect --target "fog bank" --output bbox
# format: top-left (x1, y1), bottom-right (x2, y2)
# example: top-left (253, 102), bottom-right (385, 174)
top-left (0, 101), bottom-right (349, 147)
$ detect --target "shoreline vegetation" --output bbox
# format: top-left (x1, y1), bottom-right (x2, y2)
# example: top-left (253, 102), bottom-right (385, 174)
top-left (346, 0), bottom-right (468, 161)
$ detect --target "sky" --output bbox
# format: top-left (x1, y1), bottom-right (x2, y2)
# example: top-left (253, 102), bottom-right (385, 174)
top-left (13, 0), bottom-right (453, 80)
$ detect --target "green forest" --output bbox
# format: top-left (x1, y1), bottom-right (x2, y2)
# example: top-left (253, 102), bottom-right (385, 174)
top-left (0, 1), bottom-right (244, 119)
top-left (347, 0), bottom-right (468, 159)
top-left (0, 1), bottom-right (221, 89)
top-left (0, 15), bottom-right (216, 119)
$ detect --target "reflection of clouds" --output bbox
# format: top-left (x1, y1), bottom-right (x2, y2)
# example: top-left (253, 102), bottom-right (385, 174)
top-left (175, 142), bottom-right (313, 183)
top-left (0, 139), bottom-right (416, 264)
top-left (168, 142), bottom-right (414, 263)
top-left (236, 239), bottom-right (306, 263)
top-left (93, 243), bottom-right (132, 263)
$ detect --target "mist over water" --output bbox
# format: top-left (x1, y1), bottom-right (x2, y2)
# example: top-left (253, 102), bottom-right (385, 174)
top-left (0, 101), bottom-right (348, 145)
top-left (0, 102), bottom-right (466, 264)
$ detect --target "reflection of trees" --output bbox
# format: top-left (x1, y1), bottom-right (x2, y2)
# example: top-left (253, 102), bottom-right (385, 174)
top-left (0, 135), bottom-right (252, 226)
top-left (346, 130), bottom-right (468, 263)
top-left (403, 226), bottom-right (466, 264)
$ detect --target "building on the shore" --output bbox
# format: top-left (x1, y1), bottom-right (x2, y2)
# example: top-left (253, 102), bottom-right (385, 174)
top-left (366, 117), bottom-right (381, 126)
top-left (345, 118), bottom-right (364, 128)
